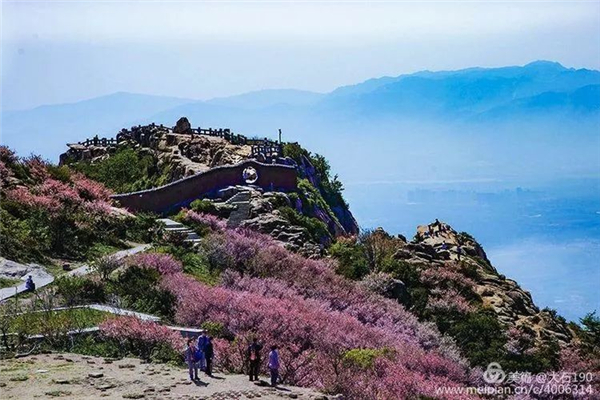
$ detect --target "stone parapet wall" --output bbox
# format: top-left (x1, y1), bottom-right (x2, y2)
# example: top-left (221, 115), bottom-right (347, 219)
top-left (111, 160), bottom-right (297, 214)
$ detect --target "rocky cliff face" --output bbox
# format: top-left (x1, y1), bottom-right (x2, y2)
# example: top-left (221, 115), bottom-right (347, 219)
top-left (407, 222), bottom-right (572, 346)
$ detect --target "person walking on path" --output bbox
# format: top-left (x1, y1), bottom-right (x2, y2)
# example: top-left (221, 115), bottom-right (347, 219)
top-left (456, 245), bottom-right (462, 261)
top-left (184, 338), bottom-right (199, 381)
top-left (247, 338), bottom-right (263, 381)
top-left (205, 336), bottom-right (214, 377)
top-left (268, 345), bottom-right (280, 387)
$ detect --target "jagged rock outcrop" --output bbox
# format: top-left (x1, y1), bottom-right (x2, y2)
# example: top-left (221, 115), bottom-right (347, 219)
top-left (201, 185), bottom-right (324, 257)
top-left (403, 221), bottom-right (572, 345)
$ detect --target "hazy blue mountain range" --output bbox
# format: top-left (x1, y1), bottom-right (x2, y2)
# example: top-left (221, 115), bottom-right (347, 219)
top-left (1, 92), bottom-right (194, 159)
top-left (2, 60), bottom-right (599, 166)
top-left (206, 89), bottom-right (325, 110)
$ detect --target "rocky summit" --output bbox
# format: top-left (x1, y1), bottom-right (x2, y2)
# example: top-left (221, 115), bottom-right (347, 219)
top-left (411, 222), bottom-right (572, 345)
top-left (60, 119), bottom-right (359, 249)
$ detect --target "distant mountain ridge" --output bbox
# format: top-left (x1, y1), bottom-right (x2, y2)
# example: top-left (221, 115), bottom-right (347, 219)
top-left (320, 60), bottom-right (600, 119)
top-left (2, 60), bottom-right (599, 161)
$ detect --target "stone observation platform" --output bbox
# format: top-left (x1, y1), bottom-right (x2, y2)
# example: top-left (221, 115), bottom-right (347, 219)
top-left (68, 118), bottom-right (298, 214)
top-left (61, 117), bottom-right (284, 165)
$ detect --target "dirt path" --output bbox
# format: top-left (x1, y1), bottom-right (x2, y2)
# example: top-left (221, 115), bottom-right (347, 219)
top-left (0, 353), bottom-right (331, 400)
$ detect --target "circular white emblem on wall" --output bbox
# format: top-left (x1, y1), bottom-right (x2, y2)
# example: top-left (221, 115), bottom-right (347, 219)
top-left (242, 166), bottom-right (258, 184)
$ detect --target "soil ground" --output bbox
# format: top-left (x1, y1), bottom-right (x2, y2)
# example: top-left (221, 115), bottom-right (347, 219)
top-left (0, 353), bottom-right (329, 400)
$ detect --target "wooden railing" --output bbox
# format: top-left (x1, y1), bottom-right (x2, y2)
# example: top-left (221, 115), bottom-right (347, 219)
top-left (77, 123), bottom-right (284, 160)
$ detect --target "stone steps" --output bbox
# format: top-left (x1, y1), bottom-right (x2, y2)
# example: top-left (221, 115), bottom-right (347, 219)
top-left (157, 218), bottom-right (201, 244)
top-left (226, 191), bottom-right (252, 228)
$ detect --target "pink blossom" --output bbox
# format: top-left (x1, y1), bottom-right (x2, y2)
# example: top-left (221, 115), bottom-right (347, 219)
top-left (5, 186), bottom-right (61, 213)
top-left (23, 155), bottom-right (50, 181)
top-left (99, 316), bottom-right (184, 351)
top-left (179, 209), bottom-right (226, 232)
top-left (71, 172), bottom-right (113, 200)
top-left (83, 200), bottom-right (114, 216)
top-left (38, 179), bottom-right (82, 205)
top-left (128, 252), bottom-right (183, 275)
top-left (427, 288), bottom-right (474, 314)
top-left (160, 270), bottom-right (472, 397)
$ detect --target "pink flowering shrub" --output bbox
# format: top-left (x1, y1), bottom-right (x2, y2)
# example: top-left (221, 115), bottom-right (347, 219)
top-left (128, 252), bottom-right (183, 275)
top-left (420, 262), bottom-right (476, 290)
top-left (504, 326), bottom-right (537, 356)
top-left (178, 209), bottom-right (226, 232)
top-left (99, 316), bottom-right (184, 360)
top-left (71, 172), bottom-right (113, 201)
top-left (427, 288), bottom-right (475, 314)
top-left (206, 229), bottom-right (458, 356)
top-left (159, 269), bottom-right (472, 399)
top-left (146, 225), bottom-right (478, 399)
top-left (0, 146), bottom-right (128, 261)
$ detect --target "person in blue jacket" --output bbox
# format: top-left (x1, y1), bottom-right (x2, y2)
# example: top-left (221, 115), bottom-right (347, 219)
top-left (197, 331), bottom-right (208, 371)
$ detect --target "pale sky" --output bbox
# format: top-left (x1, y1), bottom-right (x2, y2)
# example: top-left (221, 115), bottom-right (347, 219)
top-left (2, 1), bottom-right (600, 110)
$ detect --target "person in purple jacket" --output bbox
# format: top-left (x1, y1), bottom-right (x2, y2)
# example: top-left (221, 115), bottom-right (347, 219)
top-left (267, 345), bottom-right (280, 387)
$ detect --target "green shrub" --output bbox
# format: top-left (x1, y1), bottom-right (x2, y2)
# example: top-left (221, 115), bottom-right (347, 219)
top-left (70, 335), bottom-right (125, 359)
top-left (278, 206), bottom-right (331, 243)
top-left (70, 146), bottom-right (171, 193)
top-left (124, 212), bottom-right (160, 243)
top-left (0, 277), bottom-right (20, 289)
top-left (46, 165), bottom-right (71, 182)
top-left (0, 208), bottom-right (50, 262)
top-left (201, 321), bottom-right (232, 340)
top-left (447, 309), bottom-right (506, 367)
top-left (92, 255), bottom-right (122, 282)
top-left (329, 239), bottom-right (370, 280)
top-left (111, 266), bottom-right (176, 321)
top-left (150, 342), bottom-right (183, 364)
top-left (9, 308), bottom-right (109, 337)
top-left (266, 193), bottom-right (291, 209)
top-left (342, 348), bottom-right (394, 369)
top-left (54, 276), bottom-right (106, 306)
top-left (180, 251), bottom-right (220, 285)
top-left (579, 311), bottom-right (600, 352)
top-left (458, 231), bottom-right (475, 244)
top-left (155, 245), bottom-right (220, 285)
top-left (190, 199), bottom-right (219, 215)
top-left (460, 261), bottom-right (479, 279)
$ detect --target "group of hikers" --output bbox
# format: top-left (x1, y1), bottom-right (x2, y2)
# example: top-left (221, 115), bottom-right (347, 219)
top-left (426, 218), bottom-right (446, 237)
top-left (426, 220), bottom-right (463, 261)
top-left (247, 338), bottom-right (280, 387)
top-left (184, 335), bottom-right (280, 387)
top-left (184, 331), bottom-right (215, 381)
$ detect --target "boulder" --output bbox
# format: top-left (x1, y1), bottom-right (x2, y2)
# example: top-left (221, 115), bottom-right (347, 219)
top-left (173, 117), bottom-right (192, 134)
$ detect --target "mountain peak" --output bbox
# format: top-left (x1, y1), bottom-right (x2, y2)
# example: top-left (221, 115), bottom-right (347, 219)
top-left (524, 60), bottom-right (567, 70)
